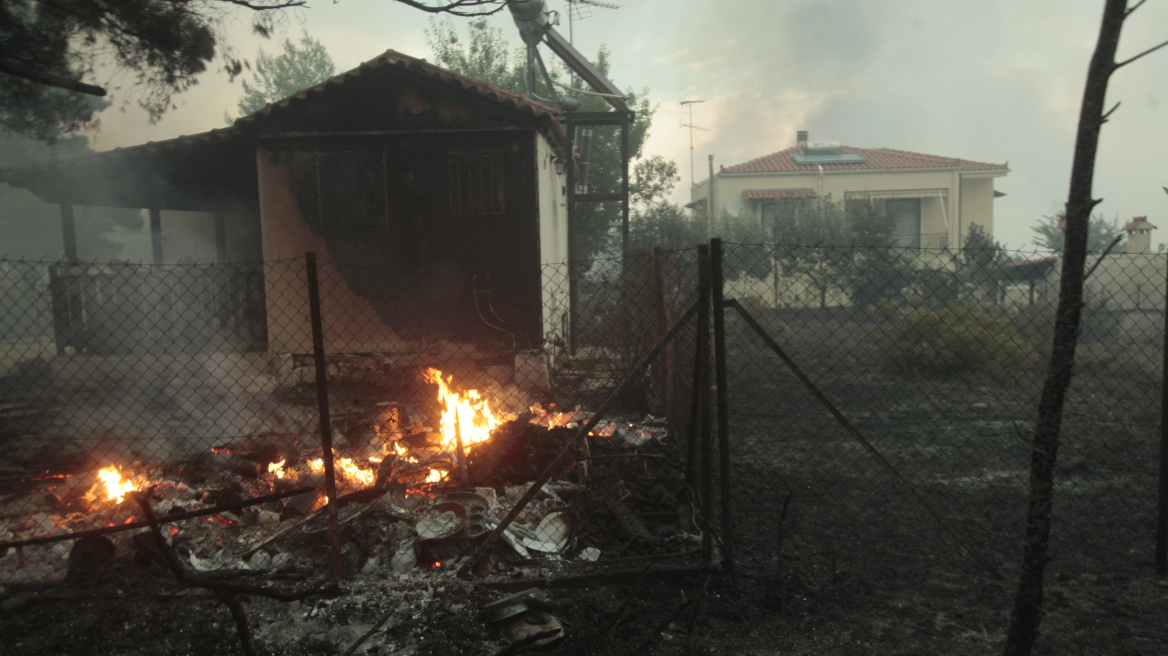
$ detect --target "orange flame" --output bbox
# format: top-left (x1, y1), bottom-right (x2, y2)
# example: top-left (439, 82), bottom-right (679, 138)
top-left (268, 460), bottom-right (285, 478)
top-left (97, 465), bottom-right (135, 504)
top-left (424, 368), bottom-right (502, 451)
top-left (337, 458), bottom-right (375, 487)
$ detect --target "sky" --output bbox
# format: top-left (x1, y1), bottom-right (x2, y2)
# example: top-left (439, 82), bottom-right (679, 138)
top-left (83, 0), bottom-right (1168, 253)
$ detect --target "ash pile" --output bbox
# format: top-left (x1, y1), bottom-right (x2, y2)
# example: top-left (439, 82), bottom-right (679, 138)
top-left (0, 367), bottom-right (702, 584)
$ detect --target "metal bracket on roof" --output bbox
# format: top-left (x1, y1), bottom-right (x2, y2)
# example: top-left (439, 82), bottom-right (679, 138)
top-left (508, 1), bottom-right (628, 113)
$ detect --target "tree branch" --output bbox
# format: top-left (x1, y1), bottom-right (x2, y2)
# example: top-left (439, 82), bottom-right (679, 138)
top-left (1100, 101), bottom-right (1121, 123)
top-left (1125, 0), bottom-right (1149, 17)
top-left (1114, 37), bottom-right (1168, 70)
top-left (391, 0), bottom-right (509, 17)
top-left (216, 0), bottom-right (306, 8)
top-left (0, 59), bottom-right (106, 96)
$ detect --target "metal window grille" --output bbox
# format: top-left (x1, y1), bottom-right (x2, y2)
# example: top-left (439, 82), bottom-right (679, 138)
top-left (449, 152), bottom-right (505, 215)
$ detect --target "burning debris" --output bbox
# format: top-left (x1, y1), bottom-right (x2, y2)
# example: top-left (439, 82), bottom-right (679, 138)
top-left (1, 366), bottom-right (699, 588)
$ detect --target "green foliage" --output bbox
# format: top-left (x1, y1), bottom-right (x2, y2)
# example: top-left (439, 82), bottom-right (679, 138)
top-left (1, 0), bottom-right (291, 141)
top-left (722, 216), bottom-right (773, 282)
top-left (630, 155), bottom-right (680, 208)
top-left (233, 33), bottom-right (336, 119)
top-left (627, 201), bottom-right (705, 253)
top-left (957, 224), bottom-right (1010, 299)
top-left (874, 304), bottom-right (1047, 386)
top-left (847, 200), bottom-right (897, 248)
top-left (426, 18), bottom-right (667, 260)
top-left (426, 19), bottom-right (524, 91)
top-left (0, 131), bottom-right (142, 259)
top-left (1031, 213), bottom-right (1127, 253)
top-left (762, 196), bottom-right (909, 307)
top-left (768, 196), bottom-right (851, 307)
top-left (842, 201), bottom-right (912, 307)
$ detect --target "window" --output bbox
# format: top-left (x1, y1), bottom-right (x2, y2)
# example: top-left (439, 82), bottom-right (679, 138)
top-left (317, 152), bottom-right (387, 232)
top-left (449, 152), bottom-right (505, 215)
top-left (886, 198), bottom-right (921, 249)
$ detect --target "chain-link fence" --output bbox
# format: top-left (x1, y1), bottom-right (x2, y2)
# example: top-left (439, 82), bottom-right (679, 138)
top-left (716, 241), bottom-right (1164, 588)
top-left (0, 249), bottom-right (705, 585)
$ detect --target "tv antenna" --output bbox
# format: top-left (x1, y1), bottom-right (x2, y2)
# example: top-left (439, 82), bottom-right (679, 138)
top-left (566, 0), bottom-right (621, 44)
top-left (680, 100), bottom-right (708, 190)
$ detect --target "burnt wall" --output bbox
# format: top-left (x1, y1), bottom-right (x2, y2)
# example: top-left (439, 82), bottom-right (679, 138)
top-left (258, 130), bottom-right (542, 353)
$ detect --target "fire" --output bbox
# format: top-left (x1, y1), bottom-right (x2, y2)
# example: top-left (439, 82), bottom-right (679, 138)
top-left (97, 465), bottom-right (135, 504)
top-left (425, 469), bottom-right (445, 483)
top-left (424, 368), bottom-right (503, 451)
top-left (336, 458), bottom-right (375, 487)
top-left (268, 460), bottom-right (285, 478)
top-left (305, 456), bottom-right (375, 487)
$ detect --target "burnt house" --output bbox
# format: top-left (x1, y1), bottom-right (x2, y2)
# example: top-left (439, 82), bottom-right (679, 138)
top-left (1, 50), bottom-right (570, 356)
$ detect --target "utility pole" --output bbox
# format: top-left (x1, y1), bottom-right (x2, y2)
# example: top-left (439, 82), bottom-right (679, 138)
top-left (680, 100), bottom-right (707, 193)
top-left (708, 154), bottom-right (716, 234)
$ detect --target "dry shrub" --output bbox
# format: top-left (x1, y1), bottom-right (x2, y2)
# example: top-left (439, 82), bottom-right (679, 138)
top-left (874, 303), bottom-right (1046, 386)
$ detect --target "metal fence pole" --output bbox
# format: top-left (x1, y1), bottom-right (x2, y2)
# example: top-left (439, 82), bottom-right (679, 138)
top-left (709, 238), bottom-right (736, 580)
top-left (694, 245), bottom-right (713, 561)
top-left (1156, 251), bottom-right (1168, 575)
top-left (305, 251), bottom-right (343, 579)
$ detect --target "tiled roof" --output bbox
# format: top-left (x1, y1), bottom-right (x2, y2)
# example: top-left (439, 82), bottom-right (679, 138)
top-left (723, 145), bottom-right (1006, 174)
top-left (1124, 216), bottom-right (1157, 231)
top-left (0, 50), bottom-right (564, 183)
top-left (233, 49), bottom-right (563, 138)
top-left (742, 188), bottom-right (818, 200)
top-left (0, 127), bottom-right (245, 179)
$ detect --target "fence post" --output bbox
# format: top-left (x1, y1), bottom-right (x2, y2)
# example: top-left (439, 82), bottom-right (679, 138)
top-left (1157, 252), bottom-right (1168, 575)
top-left (305, 252), bottom-right (343, 579)
top-left (689, 245), bottom-right (712, 561)
top-left (709, 238), bottom-right (736, 580)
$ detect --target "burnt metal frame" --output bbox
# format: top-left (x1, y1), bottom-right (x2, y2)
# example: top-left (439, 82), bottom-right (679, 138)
top-left (564, 110), bottom-right (634, 353)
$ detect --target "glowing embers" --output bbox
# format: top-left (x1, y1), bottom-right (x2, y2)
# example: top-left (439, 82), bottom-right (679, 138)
top-left (96, 465), bottom-right (136, 504)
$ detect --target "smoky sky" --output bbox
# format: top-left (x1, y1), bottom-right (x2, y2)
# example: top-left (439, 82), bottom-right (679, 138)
top-left (80, 0), bottom-right (1168, 251)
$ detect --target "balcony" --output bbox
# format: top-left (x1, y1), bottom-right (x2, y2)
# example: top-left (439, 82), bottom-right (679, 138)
top-left (893, 232), bottom-right (950, 251)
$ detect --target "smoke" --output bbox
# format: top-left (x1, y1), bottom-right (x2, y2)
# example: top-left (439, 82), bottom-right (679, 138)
top-left (618, 0), bottom-right (1168, 249)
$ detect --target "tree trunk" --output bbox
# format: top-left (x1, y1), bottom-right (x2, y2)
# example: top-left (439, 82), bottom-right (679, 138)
top-left (1002, 1), bottom-right (1128, 654)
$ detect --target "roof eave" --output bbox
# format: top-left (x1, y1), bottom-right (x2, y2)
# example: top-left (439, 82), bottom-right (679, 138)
top-left (719, 165), bottom-right (966, 177)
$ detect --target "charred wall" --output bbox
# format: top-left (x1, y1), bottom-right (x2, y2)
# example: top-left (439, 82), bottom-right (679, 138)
top-left (257, 130), bottom-right (542, 354)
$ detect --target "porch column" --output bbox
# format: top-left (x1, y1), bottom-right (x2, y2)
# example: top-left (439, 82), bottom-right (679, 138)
top-left (149, 207), bottom-right (163, 264)
top-left (60, 203), bottom-right (77, 261)
top-left (213, 212), bottom-right (228, 263)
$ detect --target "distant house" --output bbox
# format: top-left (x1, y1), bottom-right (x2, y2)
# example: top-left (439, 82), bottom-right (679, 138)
top-left (0, 50), bottom-right (570, 355)
top-left (690, 131), bottom-right (1009, 250)
top-left (1006, 217), bottom-right (1164, 344)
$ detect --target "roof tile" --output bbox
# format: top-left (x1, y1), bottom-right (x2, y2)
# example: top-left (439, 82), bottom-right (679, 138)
top-left (723, 145), bottom-right (1006, 174)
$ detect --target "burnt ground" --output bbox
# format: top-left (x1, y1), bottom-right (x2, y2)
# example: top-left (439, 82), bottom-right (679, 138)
top-left (3, 320), bottom-right (1168, 654)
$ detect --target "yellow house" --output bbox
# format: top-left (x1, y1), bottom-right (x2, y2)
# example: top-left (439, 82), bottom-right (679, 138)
top-left (690, 131), bottom-right (1009, 250)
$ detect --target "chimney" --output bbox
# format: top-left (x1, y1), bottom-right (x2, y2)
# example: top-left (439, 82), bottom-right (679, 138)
top-left (1124, 216), bottom-right (1157, 254)
top-left (797, 130), bottom-right (809, 147)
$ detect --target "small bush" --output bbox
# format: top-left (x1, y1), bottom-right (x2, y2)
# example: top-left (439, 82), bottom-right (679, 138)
top-left (874, 303), bottom-right (1045, 385)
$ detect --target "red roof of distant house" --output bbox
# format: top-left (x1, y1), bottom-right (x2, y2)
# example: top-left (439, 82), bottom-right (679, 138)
top-left (742, 188), bottom-right (818, 200)
top-left (723, 145), bottom-right (1006, 174)
top-left (1124, 216), bottom-right (1157, 231)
